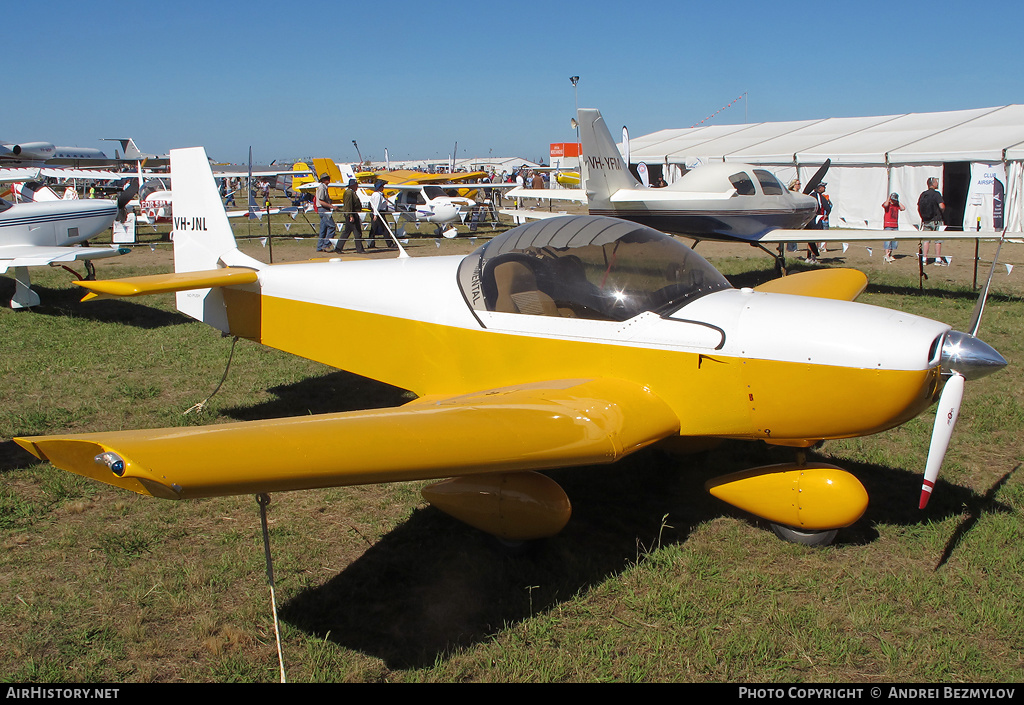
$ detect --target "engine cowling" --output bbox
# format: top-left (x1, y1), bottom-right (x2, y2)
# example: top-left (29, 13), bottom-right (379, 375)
top-left (7, 142), bottom-right (57, 161)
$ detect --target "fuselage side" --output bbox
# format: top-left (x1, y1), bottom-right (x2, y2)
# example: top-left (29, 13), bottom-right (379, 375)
top-left (0, 199), bottom-right (117, 247)
top-left (224, 254), bottom-right (945, 444)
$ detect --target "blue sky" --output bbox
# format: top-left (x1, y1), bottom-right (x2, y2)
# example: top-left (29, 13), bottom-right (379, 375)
top-left (7, 0), bottom-right (1023, 165)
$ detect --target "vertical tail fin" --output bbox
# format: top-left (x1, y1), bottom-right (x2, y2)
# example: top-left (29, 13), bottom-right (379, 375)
top-left (291, 161), bottom-right (314, 194)
top-left (577, 108), bottom-right (642, 210)
top-left (170, 147), bottom-right (261, 329)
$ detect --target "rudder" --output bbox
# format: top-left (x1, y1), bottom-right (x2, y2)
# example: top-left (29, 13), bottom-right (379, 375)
top-left (170, 146), bottom-right (262, 331)
top-left (577, 108), bottom-right (641, 209)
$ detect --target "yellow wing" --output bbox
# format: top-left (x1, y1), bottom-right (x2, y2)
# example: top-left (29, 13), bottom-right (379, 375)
top-left (753, 269), bottom-right (867, 301)
top-left (15, 378), bottom-right (679, 500)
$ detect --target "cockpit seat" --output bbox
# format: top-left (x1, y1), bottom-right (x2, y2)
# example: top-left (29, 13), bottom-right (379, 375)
top-left (492, 260), bottom-right (561, 316)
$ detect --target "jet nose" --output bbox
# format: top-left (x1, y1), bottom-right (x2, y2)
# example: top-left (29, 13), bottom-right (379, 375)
top-left (940, 330), bottom-right (1007, 381)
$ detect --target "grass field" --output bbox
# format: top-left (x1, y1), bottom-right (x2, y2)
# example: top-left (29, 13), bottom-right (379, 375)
top-left (1, 221), bottom-right (1022, 683)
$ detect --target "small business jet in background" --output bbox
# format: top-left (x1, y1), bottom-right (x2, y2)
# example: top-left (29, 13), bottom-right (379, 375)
top-left (0, 139), bottom-right (112, 168)
top-left (14, 146), bottom-right (1007, 547)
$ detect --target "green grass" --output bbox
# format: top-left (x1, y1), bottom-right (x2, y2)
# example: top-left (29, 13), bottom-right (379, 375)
top-left (0, 237), bottom-right (1021, 682)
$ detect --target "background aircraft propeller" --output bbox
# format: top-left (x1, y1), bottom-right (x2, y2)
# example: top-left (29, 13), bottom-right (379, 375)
top-left (802, 159), bottom-right (831, 195)
top-left (116, 180), bottom-right (139, 222)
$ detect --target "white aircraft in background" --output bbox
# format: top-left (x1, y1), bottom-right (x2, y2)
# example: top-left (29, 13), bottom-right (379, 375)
top-left (134, 178), bottom-right (172, 224)
top-left (388, 183), bottom-right (477, 237)
top-left (0, 177), bottom-right (131, 308)
top-left (508, 109), bottom-right (1014, 260)
top-left (130, 148), bottom-right (303, 225)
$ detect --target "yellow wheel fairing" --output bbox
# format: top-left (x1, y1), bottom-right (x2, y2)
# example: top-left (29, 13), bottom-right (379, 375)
top-left (706, 463), bottom-right (869, 530)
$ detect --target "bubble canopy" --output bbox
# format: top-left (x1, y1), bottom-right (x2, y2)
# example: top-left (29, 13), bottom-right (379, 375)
top-left (458, 215), bottom-right (732, 322)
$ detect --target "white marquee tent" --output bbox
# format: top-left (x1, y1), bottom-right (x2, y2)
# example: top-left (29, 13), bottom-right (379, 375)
top-left (626, 105), bottom-right (1024, 232)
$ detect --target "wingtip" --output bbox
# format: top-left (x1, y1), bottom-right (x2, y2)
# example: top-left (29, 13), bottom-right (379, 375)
top-left (12, 437), bottom-right (43, 460)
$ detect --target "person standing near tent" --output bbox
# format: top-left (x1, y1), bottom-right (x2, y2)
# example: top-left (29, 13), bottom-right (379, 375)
top-left (917, 177), bottom-right (946, 265)
top-left (882, 193), bottom-right (906, 262)
top-left (812, 182), bottom-right (832, 253)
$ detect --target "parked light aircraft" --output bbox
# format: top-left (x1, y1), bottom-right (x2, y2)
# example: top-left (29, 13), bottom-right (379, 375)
top-left (294, 158), bottom-right (487, 235)
top-left (133, 149), bottom-right (303, 225)
top-left (388, 183), bottom-right (476, 235)
top-left (508, 109), bottom-right (1013, 254)
top-left (0, 192), bottom-right (129, 308)
top-left (13, 146), bottom-right (1008, 546)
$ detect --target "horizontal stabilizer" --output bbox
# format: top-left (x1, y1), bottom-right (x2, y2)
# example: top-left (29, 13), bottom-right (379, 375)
top-left (75, 267), bottom-right (258, 301)
top-left (754, 269), bottom-right (867, 301)
top-left (15, 378), bottom-right (679, 500)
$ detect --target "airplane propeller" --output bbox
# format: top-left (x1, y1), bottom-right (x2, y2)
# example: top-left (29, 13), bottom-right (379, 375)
top-left (116, 180), bottom-right (140, 222)
top-left (918, 234), bottom-right (1008, 509)
top-left (802, 159), bottom-right (831, 195)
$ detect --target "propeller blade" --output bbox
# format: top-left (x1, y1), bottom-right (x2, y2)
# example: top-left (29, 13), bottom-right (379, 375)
top-left (117, 180), bottom-right (139, 209)
top-left (803, 159), bottom-right (831, 195)
top-left (920, 372), bottom-right (964, 509)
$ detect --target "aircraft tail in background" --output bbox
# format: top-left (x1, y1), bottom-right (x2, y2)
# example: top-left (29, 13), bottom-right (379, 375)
top-left (577, 108), bottom-right (642, 209)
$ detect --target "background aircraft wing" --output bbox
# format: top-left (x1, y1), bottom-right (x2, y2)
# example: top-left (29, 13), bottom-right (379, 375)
top-left (499, 208), bottom-right (573, 221)
top-left (759, 229), bottom-right (1016, 243)
top-left (753, 269), bottom-right (867, 301)
top-left (0, 244), bottom-right (129, 273)
top-left (0, 167), bottom-right (129, 181)
top-left (37, 167), bottom-right (130, 180)
top-left (505, 186), bottom-right (588, 203)
top-left (15, 378), bottom-right (680, 500)
top-left (0, 168), bottom-right (43, 182)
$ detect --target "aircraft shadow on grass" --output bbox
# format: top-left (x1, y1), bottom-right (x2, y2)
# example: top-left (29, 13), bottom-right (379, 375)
top-left (0, 279), bottom-right (190, 329)
top-left (231, 373), bottom-right (1013, 669)
top-left (222, 369), bottom-right (413, 421)
top-left (275, 445), bottom-right (1012, 669)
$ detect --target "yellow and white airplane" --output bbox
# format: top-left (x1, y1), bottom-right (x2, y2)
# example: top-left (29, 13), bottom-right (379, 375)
top-left (14, 147), bottom-right (1007, 545)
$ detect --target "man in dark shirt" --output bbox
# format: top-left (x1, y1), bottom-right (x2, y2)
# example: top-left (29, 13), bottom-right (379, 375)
top-left (917, 177), bottom-right (946, 265)
top-left (336, 178), bottom-right (365, 254)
